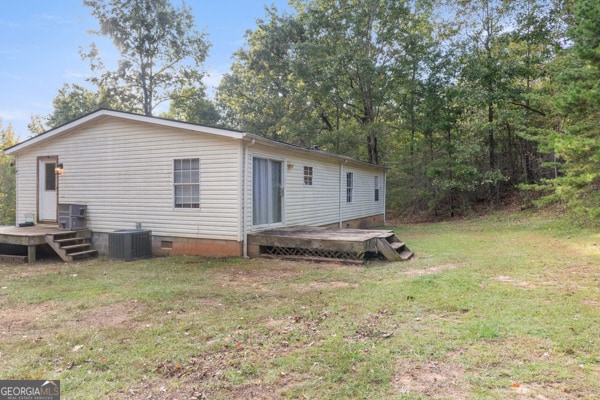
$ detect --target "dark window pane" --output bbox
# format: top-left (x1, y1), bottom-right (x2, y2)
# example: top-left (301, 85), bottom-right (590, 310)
top-left (45, 163), bottom-right (56, 191)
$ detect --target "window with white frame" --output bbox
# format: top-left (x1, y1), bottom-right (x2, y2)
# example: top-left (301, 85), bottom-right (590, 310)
top-left (304, 166), bottom-right (313, 185)
top-left (374, 176), bottom-right (380, 201)
top-left (174, 158), bottom-right (200, 208)
top-left (346, 172), bottom-right (353, 203)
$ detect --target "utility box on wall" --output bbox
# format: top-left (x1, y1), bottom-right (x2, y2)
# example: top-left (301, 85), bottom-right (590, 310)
top-left (108, 229), bottom-right (152, 261)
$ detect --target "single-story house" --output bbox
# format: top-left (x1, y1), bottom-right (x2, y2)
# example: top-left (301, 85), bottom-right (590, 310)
top-left (3, 109), bottom-right (388, 258)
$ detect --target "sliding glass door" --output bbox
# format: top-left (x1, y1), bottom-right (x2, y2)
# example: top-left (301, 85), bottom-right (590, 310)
top-left (252, 157), bottom-right (283, 226)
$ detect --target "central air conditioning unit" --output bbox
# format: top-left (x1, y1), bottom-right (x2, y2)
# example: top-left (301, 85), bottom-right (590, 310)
top-left (108, 229), bottom-right (152, 261)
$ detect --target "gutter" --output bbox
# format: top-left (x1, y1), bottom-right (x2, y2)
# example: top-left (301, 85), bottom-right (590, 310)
top-left (383, 171), bottom-right (387, 225)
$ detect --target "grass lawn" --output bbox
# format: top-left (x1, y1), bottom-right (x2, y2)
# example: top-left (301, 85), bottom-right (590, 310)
top-left (0, 212), bottom-right (599, 399)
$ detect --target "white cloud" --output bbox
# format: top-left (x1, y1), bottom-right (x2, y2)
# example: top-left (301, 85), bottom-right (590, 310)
top-left (0, 108), bottom-right (32, 138)
top-left (64, 70), bottom-right (87, 80)
top-left (0, 71), bottom-right (25, 81)
top-left (0, 108), bottom-right (30, 121)
top-left (38, 13), bottom-right (73, 25)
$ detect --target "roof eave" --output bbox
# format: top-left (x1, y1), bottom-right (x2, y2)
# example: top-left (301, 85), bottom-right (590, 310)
top-left (3, 109), bottom-right (245, 155)
top-left (243, 133), bottom-right (389, 170)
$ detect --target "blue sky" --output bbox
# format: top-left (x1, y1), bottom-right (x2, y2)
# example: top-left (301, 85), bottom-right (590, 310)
top-left (0, 0), bottom-right (291, 140)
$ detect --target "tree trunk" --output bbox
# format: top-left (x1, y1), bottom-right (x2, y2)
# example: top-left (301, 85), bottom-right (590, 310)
top-left (488, 101), bottom-right (495, 170)
top-left (367, 131), bottom-right (379, 165)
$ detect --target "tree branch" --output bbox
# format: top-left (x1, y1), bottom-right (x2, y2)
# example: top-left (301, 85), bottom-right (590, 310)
top-left (511, 102), bottom-right (546, 116)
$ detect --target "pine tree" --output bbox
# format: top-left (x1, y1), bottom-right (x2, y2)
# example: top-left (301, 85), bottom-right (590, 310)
top-left (542, 0), bottom-right (600, 222)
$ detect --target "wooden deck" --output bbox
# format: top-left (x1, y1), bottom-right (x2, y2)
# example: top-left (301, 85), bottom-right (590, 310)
top-left (0, 225), bottom-right (61, 262)
top-left (247, 226), bottom-right (413, 263)
top-left (0, 225), bottom-right (92, 263)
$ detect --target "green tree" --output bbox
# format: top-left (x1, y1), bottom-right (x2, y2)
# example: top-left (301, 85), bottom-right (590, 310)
top-left (216, 0), bottom-right (570, 219)
top-left (501, 0), bottom-right (557, 185)
top-left (219, 0), bottom-right (435, 165)
top-left (162, 86), bottom-right (221, 126)
top-left (293, 0), bottom-right (422, 164)
top-left (46, 84), bottom-right (101, 128)
top-left (440, 0), bottom-right (558, 204)
top-left (82, 0), bottom-right (211, 116)
top-left (33, 82), bottom-right (127, 132)
top-left (217, 8), bottom-right (327, 147)
top-left (27, 114), bottom-right (47, 135)
top-left (0, 120), bottom-right (17, 225)
top-left (456, 0), bottom-right (513, 176)
top-left (539, 0), bottom-right (600, 222)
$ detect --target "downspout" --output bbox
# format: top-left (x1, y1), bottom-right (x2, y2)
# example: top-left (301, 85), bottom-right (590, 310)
top-left (242, 138), bottom-right (256, 258)
top-left (383, 171), bottom-right (387, 226)
top-left (338, 160), bottom-right (348, 228)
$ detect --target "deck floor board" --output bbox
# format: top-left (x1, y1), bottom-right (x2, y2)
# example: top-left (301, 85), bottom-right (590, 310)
top-left (251, 226), bottom-right (394, 242)
top-left (0, 225), bottom-right (65, 245)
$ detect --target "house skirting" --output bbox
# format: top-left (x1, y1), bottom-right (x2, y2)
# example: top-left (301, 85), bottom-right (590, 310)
top-left (152, 235), bottom-right (243, 257)
top-left (90, 214), bottom-right (383, 259)
top-left (327, 213), bottom-right (385, 230)
top-left (92, 232), bottom-right (243, 258)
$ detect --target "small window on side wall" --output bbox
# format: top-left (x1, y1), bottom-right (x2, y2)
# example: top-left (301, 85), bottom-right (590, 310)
top-left (374, 176), bottom-right (380, 202)
top-left (174, 158), bottom-right (200, 208)
top-left (304, 166), bottom-right (313, 185)
top-left (346, 172), bottom-right (353, 203)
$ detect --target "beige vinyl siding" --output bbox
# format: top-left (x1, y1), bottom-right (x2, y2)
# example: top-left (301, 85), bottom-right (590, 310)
top-left (13, 157), bottom-right (37, 225)
top-left (284, 155), bottom-right (341, 227)
top-left (341, 167), bottom-right (386, 222)
top-left (245, 144), bottom-right (386, 230)
top-left (15, 118), bottom-right (242, 240)
top-left (11, 111), bottom-right (386, 240)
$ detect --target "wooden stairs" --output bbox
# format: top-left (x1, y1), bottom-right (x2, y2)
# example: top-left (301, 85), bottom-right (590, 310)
top-left (45, 230), bottom-right (98, 262)
top-left (374, 231), bottom-right (414, 262)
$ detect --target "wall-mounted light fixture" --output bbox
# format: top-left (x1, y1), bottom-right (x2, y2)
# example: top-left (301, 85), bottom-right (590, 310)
top-left (55, 163), bottom-right (64, 176)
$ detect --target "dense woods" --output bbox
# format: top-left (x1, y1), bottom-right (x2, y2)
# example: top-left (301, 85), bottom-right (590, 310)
top-left (218, 0), bottom-right (600, 222)
top-left (3, 0), bottom-right (599, 224)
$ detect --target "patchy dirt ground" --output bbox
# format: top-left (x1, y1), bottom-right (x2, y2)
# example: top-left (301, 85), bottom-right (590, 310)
top-left (392, 358), bottom-right (471, 399)
top-left (1, 252), bottom-right (598, 399)
top-left (402, 263), bottom-right (459, 277)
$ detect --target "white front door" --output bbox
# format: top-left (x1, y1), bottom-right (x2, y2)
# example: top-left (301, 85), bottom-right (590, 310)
top-left (38, 158), bottom-right (57, 222)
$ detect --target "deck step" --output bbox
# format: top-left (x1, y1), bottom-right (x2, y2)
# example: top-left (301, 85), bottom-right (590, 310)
top-left (400, 250), bottom-right (414, 261)
top-left (377, 231), bottom-right (396, 239)
top-left (69, 249), bottom-right (98, 259)
top-left (54, 237), bottom-right (85, 244)
top-left (390, 241), bottom-right (405, 250)
top-left (376, 238), bottom-right (404, 261)
top-left (61, 243), bottom-right (91, 251)
top-left (52, 232), bottom-right (78, 239)
top-left (45, 231), bottom-right (97, 262)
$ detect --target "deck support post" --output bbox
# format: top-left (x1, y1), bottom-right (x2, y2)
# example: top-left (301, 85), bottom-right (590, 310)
top-left (27, 245), bottom-right (36, 263)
